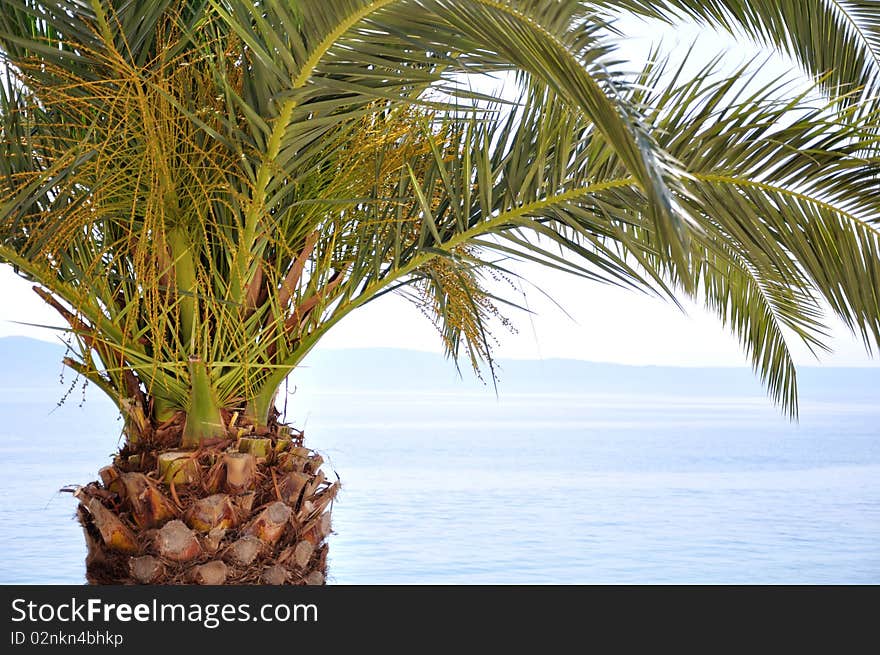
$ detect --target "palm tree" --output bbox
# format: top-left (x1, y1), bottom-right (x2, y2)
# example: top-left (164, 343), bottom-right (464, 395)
top-left (1, 0), bottom-right (878, 585)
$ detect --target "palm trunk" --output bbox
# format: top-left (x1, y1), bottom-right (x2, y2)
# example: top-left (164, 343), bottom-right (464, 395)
top-left (75, 419), bottom-right (338, 585)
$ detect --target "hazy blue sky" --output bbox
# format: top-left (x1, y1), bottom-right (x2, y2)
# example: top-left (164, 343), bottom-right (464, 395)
top-left (0, 15), bottom-right (875, 367)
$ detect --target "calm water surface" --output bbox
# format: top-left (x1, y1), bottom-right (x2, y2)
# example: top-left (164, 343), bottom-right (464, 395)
top-left (1, 386), bottom-right (878, 583)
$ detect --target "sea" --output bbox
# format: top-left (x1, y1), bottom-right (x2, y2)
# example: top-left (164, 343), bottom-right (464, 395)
top-left (1, 347), bottom-right (878, 584)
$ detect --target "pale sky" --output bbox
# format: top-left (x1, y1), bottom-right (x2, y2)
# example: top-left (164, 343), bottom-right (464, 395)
top-left (0, 16), bottom-right (876, 368)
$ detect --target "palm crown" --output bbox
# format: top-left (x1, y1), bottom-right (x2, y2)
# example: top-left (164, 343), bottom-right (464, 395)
top-left (2, 0), bottom-right (879, 450)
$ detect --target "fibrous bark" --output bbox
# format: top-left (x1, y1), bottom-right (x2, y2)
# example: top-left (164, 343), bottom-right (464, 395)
top-left (76, 425), bottom-right (337, 585)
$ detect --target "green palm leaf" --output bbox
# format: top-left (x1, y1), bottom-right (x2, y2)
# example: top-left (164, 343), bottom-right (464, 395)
top-left (0, 0), bottom-right (878, 439)
top-left (593, 0), bottom-right (880, 106)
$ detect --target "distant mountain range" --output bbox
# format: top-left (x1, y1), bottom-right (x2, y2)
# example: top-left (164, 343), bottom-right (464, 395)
top-left (2, 335), bottom-right (878, 402)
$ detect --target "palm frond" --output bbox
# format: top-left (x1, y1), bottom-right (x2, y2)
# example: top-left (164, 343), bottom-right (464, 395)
top-left (1, 0), bottom-right (879, 440)
top-left (593, 0), bottom-right (880, 106)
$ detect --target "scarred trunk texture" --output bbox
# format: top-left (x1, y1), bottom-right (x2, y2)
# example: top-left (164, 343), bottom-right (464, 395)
top-left (75, 421), bottom-right (338, 585)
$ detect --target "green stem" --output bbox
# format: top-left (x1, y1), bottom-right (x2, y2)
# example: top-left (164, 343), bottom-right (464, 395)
top-left (231, 101), bottom-right (297, 308)
top-left (182, 357), bottom-right (224, 448)
top-left (87, 0), bottom-right (116, 46)
top-left (167, 227), bottom-right (197, 349)
top-left (153, 397), bottom-right (178, 424)
top-left (247, 389), bottom-right (277, 427)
